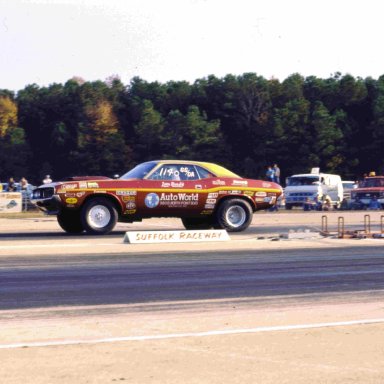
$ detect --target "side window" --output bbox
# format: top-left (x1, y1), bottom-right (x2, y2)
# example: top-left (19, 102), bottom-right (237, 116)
top-left (148, 164), bottom-right (202, 181)
top-left (149, 165), bottom-right (181, 180)
top-left (195, 165), bottom-right (214, 179)
top-left (178, 165), bottom-right (198, 180)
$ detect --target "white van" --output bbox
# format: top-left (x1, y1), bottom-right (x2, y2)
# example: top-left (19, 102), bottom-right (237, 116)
top-left (284, 168), bottom-right (343, 209)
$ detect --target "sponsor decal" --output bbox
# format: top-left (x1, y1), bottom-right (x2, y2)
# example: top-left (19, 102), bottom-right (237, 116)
top-left (195, 185), bottom-right (203, 189)
top-left (61, 183), bottom-right (78, 190)
top-left (124, 209), bottom-right (136, 214)
top-left (264, 196), bottom-right (276, 204)
top-left (160, 193), bottom-right (198, 201)
top-left (126, 201), bottom-right (136, 209)
top-left (64, 193), bottom-right (76, 197)
top-left (201, 210), bottom-right (212, 215)
top-left (255, 197), bottom-right (265, 202)
top-left (160, 192), bottom-right (199, 208)
top-left (117, 190), bottom-right (137, 196)
top-left (204, 204), bottom-right (215, 209)
top-left (262, 182), bottom-right (272, 188)
top-left (79, 182), bottom-right (87, 189)
top-left (261, 196), bottom-right (276, 203)
top-left (218, 190), bottom-right (228, 195)
top-left (122, 196), bottom-right (135, 202)
top-left (76, 192), bottom-right (85, 198)
top-left (232, 180), bottom-right (248, 186)
top-left (244, 191), bottom-right (254, 197)
top-left (161, 181), bottom-right (185, 188)
top-left (255, 191), bottom-right (267, 197)
top-left (159, 193), bottom-right (199, 207)
top-left (208, 193), bottom-right (218, 198)
top-left (65, 197), bottom-right (78, 204)
top-left (212, 180), bottom-right (226, 186)
top-left (229, 190), bottom-right (241, 194)
top-left (145, 193), bottom-right (160, 208)
top-left (206, 198), bottom-right (216, 204)
top-left (87, 182), bottom-right (99, 188)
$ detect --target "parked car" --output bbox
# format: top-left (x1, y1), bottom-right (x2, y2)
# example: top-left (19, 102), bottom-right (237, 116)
top-left (351, 176), bottom-right (384, 209)
top-left (341, 180), bottom-right (357, 202)
top-left (31, 160), bottom-right (283, 234)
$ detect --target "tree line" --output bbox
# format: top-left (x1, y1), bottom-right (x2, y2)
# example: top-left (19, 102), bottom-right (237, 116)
top-left (0, 72), bottom-right (383, 185)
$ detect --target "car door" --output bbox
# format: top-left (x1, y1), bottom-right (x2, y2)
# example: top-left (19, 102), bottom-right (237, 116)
top-left (135, 163), bottom-right (205, 217)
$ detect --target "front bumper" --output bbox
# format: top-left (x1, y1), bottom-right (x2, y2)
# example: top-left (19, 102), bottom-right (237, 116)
top-left (31, 194), bottom-right (62, 215)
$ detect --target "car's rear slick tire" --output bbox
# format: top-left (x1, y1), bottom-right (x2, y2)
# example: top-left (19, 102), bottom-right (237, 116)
top-left (81, 197), bottom-right (118, 235)
top-left (214, 198), bottom-right (253, 232)
top-left (181, 217), bottom-right (213, 230)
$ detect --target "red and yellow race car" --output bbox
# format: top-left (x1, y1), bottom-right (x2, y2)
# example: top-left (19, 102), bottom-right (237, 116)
top-left (32, 160), bottom-right (282, 234)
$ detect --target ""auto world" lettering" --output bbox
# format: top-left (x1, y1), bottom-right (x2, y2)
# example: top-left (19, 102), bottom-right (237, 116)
top-left (160, 193), bottom-right (199, 201)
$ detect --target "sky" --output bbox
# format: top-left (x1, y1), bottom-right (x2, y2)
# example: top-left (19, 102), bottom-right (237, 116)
top-left (1, 0), bottom-right (383, 91)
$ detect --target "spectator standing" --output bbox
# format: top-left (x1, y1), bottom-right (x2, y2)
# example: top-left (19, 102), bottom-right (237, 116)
top-left (20, 177), bottom-right (28, 190)
top-left (7, 177), bottom-right (17, 192)
top-left (273, 164), bottom-right (281, 184)
top-left (265, 166), bottom-right (274, 182)
top-left (43, 175), bottom-right (52, 184)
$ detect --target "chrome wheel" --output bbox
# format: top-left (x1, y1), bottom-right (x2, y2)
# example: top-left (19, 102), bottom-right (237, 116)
top-left (225, 205), bottom-right (247, 228)
top-left (87, 204), bottom-right (111, 229)
top-left (215, 198), bottom-right (253, 232)
top-left (81, 197), bottom-right (118, 235)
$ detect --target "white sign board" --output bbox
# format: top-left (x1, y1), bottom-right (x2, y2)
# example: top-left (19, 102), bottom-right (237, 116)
top-left (124, 229), bottom-right (230, 244)
top-left (0, 192), bottom-right (22, 213)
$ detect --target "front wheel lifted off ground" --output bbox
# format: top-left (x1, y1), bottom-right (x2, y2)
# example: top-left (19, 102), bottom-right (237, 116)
top-left (214, 198), bottom-right (253, 232)
top-left (81, 197), bottom-right (118, 235)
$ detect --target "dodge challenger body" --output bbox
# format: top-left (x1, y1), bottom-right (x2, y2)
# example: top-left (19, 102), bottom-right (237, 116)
top-left (31, 160), bottom-right (283, 234)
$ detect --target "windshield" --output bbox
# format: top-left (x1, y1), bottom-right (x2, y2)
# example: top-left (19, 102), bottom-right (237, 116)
top-left (342, 182), bottom-right (356, 189)
top-left (120, 162), bottom-right (157, 180)
top-left (360, 178), bottom-right (384, 188)
top-left (286, 176), bottom-right (320, 186)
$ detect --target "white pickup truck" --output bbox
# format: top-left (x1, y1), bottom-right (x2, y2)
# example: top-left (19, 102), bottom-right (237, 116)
top-left (284, 168), bottom-right (343, 209)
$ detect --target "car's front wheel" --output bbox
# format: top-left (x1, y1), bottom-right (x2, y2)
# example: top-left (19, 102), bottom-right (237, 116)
top-left (81, 197), bottom-right (118, 235)
top-left (214, 198), bottom-right (253, 232)
top-left (181, 217), bottom-right (213, 230)
top-left (57, 210), bottom-right (84, 234)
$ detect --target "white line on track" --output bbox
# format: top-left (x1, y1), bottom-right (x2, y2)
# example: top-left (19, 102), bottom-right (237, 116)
top-left (0, 243), bottom-right (117, 250)
top-left (1, 318), bottom-right (384, 350)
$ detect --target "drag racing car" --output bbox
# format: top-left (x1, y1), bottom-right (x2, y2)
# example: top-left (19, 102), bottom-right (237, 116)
top-left (31, 160), bottom-right (283, 235)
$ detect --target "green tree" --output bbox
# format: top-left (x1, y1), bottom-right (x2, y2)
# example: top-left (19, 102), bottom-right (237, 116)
top-left (311, 101), bottom-right (343, 171)
top-left (161, 106), bottom-right (222, 161)
top-left (134, 99), bottom-right (164, 161)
